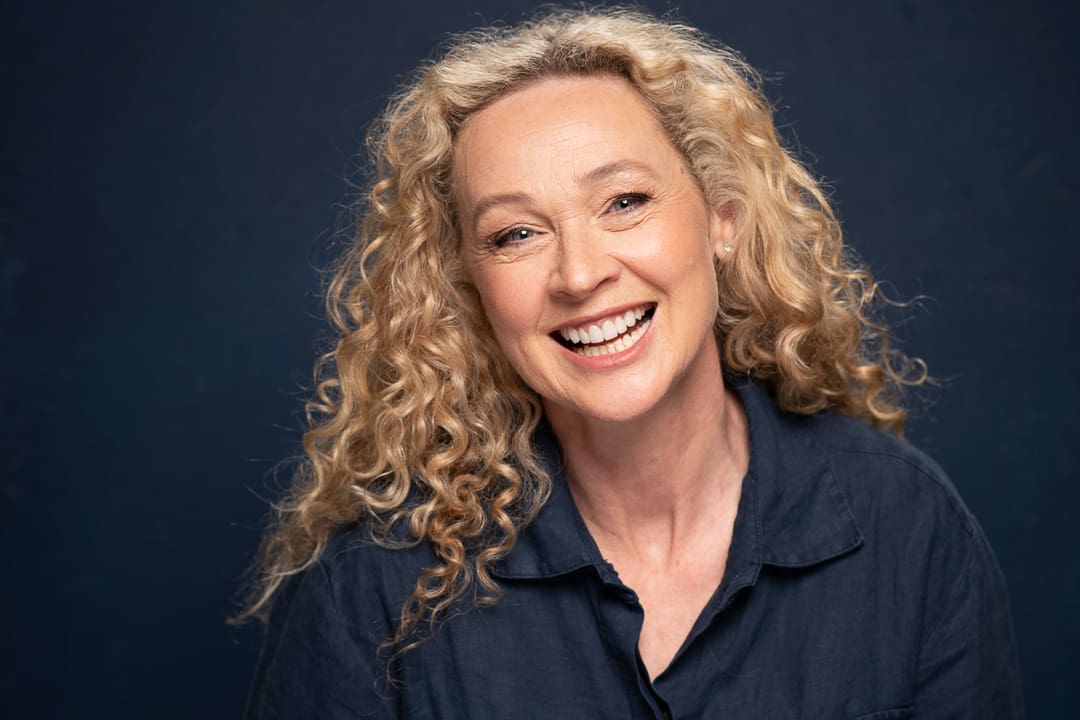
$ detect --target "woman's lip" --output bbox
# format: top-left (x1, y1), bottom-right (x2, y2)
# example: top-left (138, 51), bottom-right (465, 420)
top-left (551, 302), bottom-right (655, 334)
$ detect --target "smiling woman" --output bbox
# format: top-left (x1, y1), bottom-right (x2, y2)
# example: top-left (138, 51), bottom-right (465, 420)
top-left (457, 76), bottom-right (730, 428)
top-left (240, 7), bottom-right (1023, 718)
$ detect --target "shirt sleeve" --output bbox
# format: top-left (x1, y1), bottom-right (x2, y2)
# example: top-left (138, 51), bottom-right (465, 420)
top-left (244, 558), bottom-right (400, 719)
top-left (912, 522), bottom-right (1025, 718)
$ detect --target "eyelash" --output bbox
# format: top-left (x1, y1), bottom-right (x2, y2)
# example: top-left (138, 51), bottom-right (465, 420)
top-left (490, 227), bottom-right (537, 247)
top-left (486, 192), bottom-right (653, 248)
top-left (608, 192), bottom-right (651, 214)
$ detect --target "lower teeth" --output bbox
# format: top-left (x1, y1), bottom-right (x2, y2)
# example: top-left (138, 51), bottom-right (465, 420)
top-left (574, 318), bottom-right (649, 357)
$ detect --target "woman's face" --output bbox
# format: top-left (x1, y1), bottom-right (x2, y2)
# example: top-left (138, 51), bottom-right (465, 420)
top-left (455, 75), bottom-right (733, 424)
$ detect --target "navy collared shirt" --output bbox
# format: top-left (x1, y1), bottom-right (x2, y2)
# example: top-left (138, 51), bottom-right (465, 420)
top-left (246, 379), bottom-right (1023, 718)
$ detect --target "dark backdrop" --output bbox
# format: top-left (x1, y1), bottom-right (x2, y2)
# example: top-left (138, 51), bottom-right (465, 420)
top-left (3, 1), bottom-right (1077, 717)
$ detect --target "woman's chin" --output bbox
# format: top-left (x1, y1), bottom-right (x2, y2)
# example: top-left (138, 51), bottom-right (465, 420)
top-left (540, 386), bottom-right (669, 427)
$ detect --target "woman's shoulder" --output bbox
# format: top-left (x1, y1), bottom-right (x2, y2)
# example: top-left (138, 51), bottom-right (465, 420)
top-left (261, 520), bottom-right (435, 639)
top-left (768, 409), bottom-right (1022, 716)
top-left (313, 521), bottom-right (437, 602)
top-left (805, 408), bottom-right (948, 479)
top-left (802, 409), bottom-right (977, 539)
top-left (246, 522), bottom-right (424, 719)
top-left (800, 408), bottom-right (1013, 639)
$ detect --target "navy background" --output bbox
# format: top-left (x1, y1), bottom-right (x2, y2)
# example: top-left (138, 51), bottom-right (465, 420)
top-left (2, 0), bottom-right (1076, 717)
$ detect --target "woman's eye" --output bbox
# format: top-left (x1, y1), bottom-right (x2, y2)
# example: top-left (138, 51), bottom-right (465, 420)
top-left (608, 193), bottom-right (649, 214)
top-left (492, 226), bottom-right (535, 247)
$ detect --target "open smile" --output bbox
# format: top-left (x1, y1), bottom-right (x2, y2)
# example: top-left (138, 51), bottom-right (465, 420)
top-left (552, 304), bottom-right (655, 357)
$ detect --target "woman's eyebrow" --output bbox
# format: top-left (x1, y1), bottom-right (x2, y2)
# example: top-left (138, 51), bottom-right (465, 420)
top-left (577, 159), bottom-right (657, 188)
top-left (471, 192), bottom-right (532, 228)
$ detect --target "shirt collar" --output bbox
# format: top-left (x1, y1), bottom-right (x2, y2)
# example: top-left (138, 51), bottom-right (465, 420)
top-left (490, 421), bottom-right (604, 580)
top-left (490, 377), bottom-right (863, 581)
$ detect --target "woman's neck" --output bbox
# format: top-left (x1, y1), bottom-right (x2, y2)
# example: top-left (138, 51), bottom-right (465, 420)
top-left (544, 344), bottom-right (749, 566)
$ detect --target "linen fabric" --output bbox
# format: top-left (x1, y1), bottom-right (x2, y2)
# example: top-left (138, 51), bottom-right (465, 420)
top-left (245, 378), bottom-right (1024, 719)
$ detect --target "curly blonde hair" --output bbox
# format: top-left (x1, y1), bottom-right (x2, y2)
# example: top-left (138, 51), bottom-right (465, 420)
top-left (238, 6), bottom-right (926, 655)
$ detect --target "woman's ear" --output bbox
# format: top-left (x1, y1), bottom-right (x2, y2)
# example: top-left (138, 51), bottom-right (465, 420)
top-left (709, 207), bottom-right (736, 260)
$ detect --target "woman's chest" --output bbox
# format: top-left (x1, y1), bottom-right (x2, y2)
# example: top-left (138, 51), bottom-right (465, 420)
top-left (393, 567), bottom-right (920, 719)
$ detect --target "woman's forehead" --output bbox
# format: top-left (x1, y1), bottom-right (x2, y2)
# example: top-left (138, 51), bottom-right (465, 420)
top-left (456, 75), bottom-right (668, 154)
top-left (452, 76), bottom-right (680, 210)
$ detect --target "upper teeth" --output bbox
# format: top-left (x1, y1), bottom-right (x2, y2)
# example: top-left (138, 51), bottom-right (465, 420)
top-left (559, 306), bottom-right (648, 345)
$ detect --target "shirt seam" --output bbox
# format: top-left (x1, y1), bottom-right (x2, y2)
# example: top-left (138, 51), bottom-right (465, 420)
top-left (912, 528), bottom-right (977, 703)
top-left (823, 447), bottom-right (975, 539)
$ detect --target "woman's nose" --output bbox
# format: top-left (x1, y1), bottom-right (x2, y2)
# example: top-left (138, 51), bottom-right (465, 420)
top-left (548, 221), bottom-right (620, 298)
